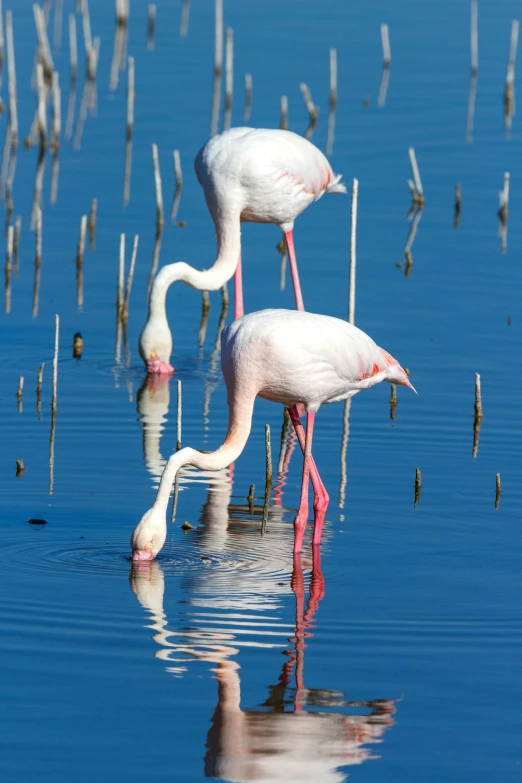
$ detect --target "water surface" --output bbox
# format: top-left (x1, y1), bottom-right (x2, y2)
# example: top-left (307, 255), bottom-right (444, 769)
top-left (1, 1), bottom-right (522, 781)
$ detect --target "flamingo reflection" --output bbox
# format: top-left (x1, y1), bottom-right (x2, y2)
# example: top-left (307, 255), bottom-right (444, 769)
top-left (204, 550), bottom-right (396, 782)
top-left (130, 523), bottom-right (396, 782)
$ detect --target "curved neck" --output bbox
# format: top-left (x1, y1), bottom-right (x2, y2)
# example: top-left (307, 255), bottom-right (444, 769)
top-left (152, 391), bottom-right (255, 513)
top-left (148, 214), bottom-right (241, 322)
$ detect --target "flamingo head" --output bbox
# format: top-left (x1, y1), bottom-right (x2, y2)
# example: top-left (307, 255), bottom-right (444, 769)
top-left (139, 317), bottom-right (174, 375)
top-left (379, 347), bottom-right (417, 393)
top-left (130, 506), bottom-right (167, 561)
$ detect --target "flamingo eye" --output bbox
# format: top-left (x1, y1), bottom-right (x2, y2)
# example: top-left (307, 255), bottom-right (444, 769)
top-left (147, 541), bottom-right (153, 549)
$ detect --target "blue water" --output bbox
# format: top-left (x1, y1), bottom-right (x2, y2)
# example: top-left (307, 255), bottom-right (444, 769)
top-left (1, 1), bottom-right (522, 781)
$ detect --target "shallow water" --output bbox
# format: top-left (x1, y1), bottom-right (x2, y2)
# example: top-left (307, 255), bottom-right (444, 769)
top-left (1, 1), bottom-right (522, 781)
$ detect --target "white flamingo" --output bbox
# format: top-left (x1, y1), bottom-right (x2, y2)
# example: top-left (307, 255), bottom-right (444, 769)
top-left (131, 309), bottom-right (415, 560)
top-left (139, 128), bottom-right (346, 373)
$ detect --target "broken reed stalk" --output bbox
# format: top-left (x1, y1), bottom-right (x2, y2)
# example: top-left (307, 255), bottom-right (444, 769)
top-left (51, 314), bottom-right (59, 415)
top-left (454, 184), bottom-right (462, 228)
top-left (13, 215), bottom-right (21, 260)
top-left (72, 332), bottom-right (83, 359)
top-left (50, 72), bottom-right (61, 152)
top-left (147, 4), bottom-right (156, 50)
top-left (35, 207), bottom-right (42, 267)
top-left (179, 0), bottom-right (190, 37)
top-left (152, 143), bottom-right (164, 227)
top-left (53, 0), bottom-right (63, 49)
top-left (261, 424), bottom-right (273, 535)
top-left (16, 375), bottom-right (24, 411)
top-left (225, 28), bottom-right (233, 103)
top-left (0, 0), bottom-right (4, 67)
top-left (224, 27), bottom-right (233, 130)
top-left (300, 82), bottom-right (318, 123)
top-left (505, 20), bottom-right (519, 95)
top-left (69, 13), bottom-right (78, 84)
top-left (280, 95), bottom-right (288, 129)
top-left (86, 36), bottom-right (100, 82)
top-left (495, 473), bottom-right (501, 509)
top-left (116, 0), bottom-right (129, 27)
top-left (117, 233), bottom-right (125, 318)
top-left (214, 0), bottom-right (223, 74)
top-left (329, 48), bottom-right (337, 107)
top-left (276, 407), bottom-right (291, 476)
top-left (123, 234), bottom-right (138, 319)
top-left (499, 171), bottom-right (510, 221)
top-left (414, 468), bottom-right (422, 507)
top-left (36, 362), bottom-right (44, 414)
top-left (381, 23), bottom-right (391, 68)
top-left (348, 178), bottom-right (358, 325)
top-left (474, 372), bottom-right (483, 420)
top-left (470, 0), bottom-right (478, 75)
top-left (82, 0), bottom-right (92, 54)
top-left (173, 150), bottom-right (183, 188)
top-left (247, 483), bottom-right (255, 514)
top-left (221, 281), bottom-right (229, 308)
top-left (33, 3), bottom-right (54, 79)
top-left (6, 222), bottom-right (13, 268)
top-left (5, 224), bottom-right (13, 314)
top-left (6, 11), bottom-right (18, 147)
top-left (76, 214), bottom-right (87, 267)
top-left (35, 63), bottom-right (48, 150)
top-left (88, 198), bottom-right (97, 247)
top-left (210, 68), bottom-right (221, 138)
top-left (170, 377), bottom-right (183, 522)
top-left (199, 287), bottom-right (210, 346)
top-left (126, 56), bottom-right (134, 141)
top-left (390, 383), bottom-right (397, 420)
top-left (176, 379), bottom-right (182, 451)
top-left (244, 72), bottom-right (252, 121)
top-left (408, 147), bottom-right (424, 205)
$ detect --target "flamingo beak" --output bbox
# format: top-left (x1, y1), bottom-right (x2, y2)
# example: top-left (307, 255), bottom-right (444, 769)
top-left (395, 377), bottom-right (417, 394)
top-left (132, 549), bottom-right (154, 561)
top-left (147, 352), bottom-right (175, 375)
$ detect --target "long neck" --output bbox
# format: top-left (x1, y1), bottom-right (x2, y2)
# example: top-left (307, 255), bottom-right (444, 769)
top-left (148, 214), bottom-right (241, 323)
top-left (152, 390), bottom-right (255, 513)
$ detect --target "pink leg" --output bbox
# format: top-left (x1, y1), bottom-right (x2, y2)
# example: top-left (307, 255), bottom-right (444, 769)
top-left (284, 230), bottom-right (305, 312)
top-left (288, 405), bottom-right (329, 546)
top-left (293, 412), bottom-right (316, 554)
top-left (234, 254), bottom-right (244, 319)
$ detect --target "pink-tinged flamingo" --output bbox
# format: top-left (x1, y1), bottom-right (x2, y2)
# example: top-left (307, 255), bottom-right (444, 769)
top-left (139, 128), bottom-right (346, 374)
top-left (131, 309), bottom-right (415, 559)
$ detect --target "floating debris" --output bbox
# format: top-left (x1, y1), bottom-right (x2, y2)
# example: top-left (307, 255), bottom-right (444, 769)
top-left (27, 515), bottom-right (47, 525)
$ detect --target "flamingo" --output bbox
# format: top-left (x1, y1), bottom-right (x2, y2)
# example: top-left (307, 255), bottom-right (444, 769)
top-left (139, 128), bottom-right (346, 373)
top-left (132, 309), bottom-right (415, 560)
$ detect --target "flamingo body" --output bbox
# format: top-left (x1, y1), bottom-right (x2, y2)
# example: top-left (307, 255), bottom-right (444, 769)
top-left (139, 129), bottom-right (345, 373)
top-left (222, 309), bottom-right (402, 411)
top-left (131, 310), bottom-right (414, 560)
top-left (195, 128), bottom-right (345, 231)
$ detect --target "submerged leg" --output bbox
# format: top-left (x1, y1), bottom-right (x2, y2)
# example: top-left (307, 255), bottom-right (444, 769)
top-left (234, 254), bottom-right (244, 319)
top-left (293, 411), bottom-right (315, 554)
top-left (284, 230), bottom-right (305, 312)
top-left (288, 405), bottom-right (329, 546)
